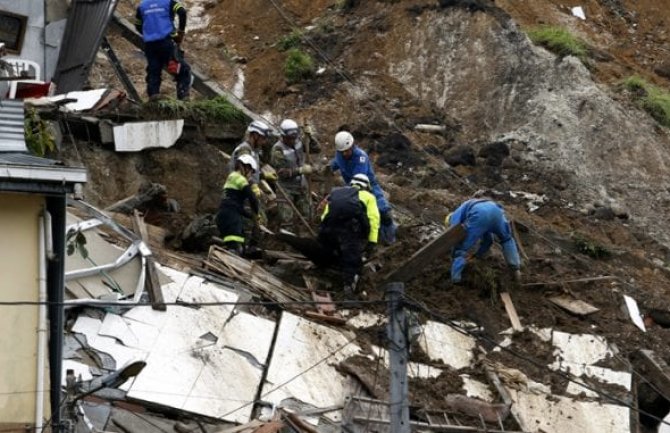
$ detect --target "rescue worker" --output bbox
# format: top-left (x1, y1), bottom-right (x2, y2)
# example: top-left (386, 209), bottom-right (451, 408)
top-left (445, 198), bottom-right (521, 284)
top-left (330, 130), bottom-right (397, 244)
top-left (215, 155), bottom-right (259, 256)
top-left (270, 119), bottom-right (314, 228)
top-left (229, 120), bottom-right (272, 190)
top-left (319, 173), bottom-right (380, 294)
top-left (135, 0), bottom-right (192, 100)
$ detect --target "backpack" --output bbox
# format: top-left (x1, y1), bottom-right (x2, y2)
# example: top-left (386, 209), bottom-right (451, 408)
top-left (327, 187), bottom-right (365, 222)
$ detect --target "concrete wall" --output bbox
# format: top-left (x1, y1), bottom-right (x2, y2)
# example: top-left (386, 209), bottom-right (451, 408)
top-left (0, 193), bottom-right (48, 427)
top-left (0, 0), bottom-right (68, 81)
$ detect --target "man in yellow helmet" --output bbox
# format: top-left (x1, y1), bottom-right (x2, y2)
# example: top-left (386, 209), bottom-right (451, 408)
top-left (319, 173), bottom-right (380, 294)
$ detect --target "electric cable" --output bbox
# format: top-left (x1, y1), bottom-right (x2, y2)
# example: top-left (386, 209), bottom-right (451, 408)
top-left (0, 299), bottom-right (390, 308)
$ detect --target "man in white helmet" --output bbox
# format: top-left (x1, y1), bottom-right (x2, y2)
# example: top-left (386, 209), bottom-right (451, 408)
top-left (319, 173), bottom-right (379, 295)
top-left (215, 154), bottom-right (260, 256)
top-left (230, 120), bottom-right (272, 192)
top-left (330, 130), bottom-right (397, 244)
top-left (270, 119), bottom-right (315, 229)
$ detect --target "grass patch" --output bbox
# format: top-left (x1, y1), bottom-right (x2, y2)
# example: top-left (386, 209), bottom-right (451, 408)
top-left (284, 48), bottom-right (315, 83)
top-left (146, 96), bottom-right (247, 123)
top-left (278, 29), bottom-right (304, 51)
top-left (622, 75), bottom-right (670, 127)
top-left (573, 235), bottom-right (611, 259)
top-left (526, 25), bottom-right (587, 60)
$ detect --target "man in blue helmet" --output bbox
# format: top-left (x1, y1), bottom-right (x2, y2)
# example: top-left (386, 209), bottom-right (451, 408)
top-left (330, 130), bottom-right (397, 244)
top-left (135, 0), bottom-right (192, 100)
top-left (445, 198), bottom-right (521, 284)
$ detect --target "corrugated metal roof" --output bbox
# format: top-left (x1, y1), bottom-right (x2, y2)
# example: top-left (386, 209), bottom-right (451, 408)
top-left (53, 0), bottom-right (120, 93)
top-left (0, 153), bottom-right (61, 167)
top-left (0, 99), bottom-right (27, 152)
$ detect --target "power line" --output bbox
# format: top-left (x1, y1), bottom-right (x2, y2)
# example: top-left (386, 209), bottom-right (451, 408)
top-left (0, 299), bottom-right (390, 308)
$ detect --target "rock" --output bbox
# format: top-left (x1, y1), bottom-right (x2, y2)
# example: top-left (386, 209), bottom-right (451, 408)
top-left (592, 206), bottom-right (616, 221)
top-left (444, 145), bottom-right (476, 167)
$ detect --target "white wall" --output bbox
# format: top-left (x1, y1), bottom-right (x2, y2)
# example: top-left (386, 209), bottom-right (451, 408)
top-left (0, 0), bottom-right (68, 81)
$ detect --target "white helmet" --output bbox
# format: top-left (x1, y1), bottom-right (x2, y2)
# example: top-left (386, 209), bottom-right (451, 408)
top-left (350, 173), bottom-right (370, 190)
top-left (335, 131), bottom-right (354, 152)
top-left (280, 119), bottom-right (299, 137)
top-left (236, 154), bottom-right (258, 172)
top-left (247, 120), bottom-right (270, 137)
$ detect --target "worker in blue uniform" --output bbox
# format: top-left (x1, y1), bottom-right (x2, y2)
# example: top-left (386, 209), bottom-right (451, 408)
top-left (445, 198), bottom-right (521, 283)
top-left (135, 0), bottom-right (192, 100)
top-left (329, 130), bottom-right (397, 244)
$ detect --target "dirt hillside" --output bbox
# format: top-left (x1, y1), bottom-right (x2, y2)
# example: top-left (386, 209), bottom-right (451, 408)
top-left (65, 2), bottom-right (670, 426)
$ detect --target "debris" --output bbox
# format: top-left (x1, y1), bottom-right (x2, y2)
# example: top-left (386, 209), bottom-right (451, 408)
top-left (418, 320), bottom-right (476, 369)
top-left (633, 350), bottom-right (670, 400)
top-left (384, 224), bottom-right (466, 283)
top-left (549, 295), bottom-right (599, 316)
top-left (522, 275), bottom-right (617, 288)
top-left (275, 182), bottom-right (316, 237)
top-left (623, 295), bottom-right (646, 332)
top-left (500, 292), bottom-right (523, 331)
top-left (105, 183), bottom-right (170, 215)
top-left (443, 394), bottom-right (510, 423)
top-left (132, 210), bottom-right (165, 311)
top-left (414, 124), bottom-right (447, 134)
top-left (206, 245), bottom-right (310, 303)
top-left (572, 6), bottom-right (586, 20)
top-left (113, 119), bottom-right (184, 152)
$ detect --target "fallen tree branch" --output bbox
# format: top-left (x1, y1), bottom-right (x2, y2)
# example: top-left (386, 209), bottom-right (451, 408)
top-left (522, 275), bottom-right (617, 287)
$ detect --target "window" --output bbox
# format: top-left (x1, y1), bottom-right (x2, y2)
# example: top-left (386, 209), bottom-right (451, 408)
top-left (0, 11), bottom-right (28, 54)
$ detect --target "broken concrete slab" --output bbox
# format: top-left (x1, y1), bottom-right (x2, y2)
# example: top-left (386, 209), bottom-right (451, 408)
top-left (418, 320), bottom-right (476, 369)
top-left (262, 312), bottom-right (361, 419)
top-left (549, 295), bottom-right (599, 316)
top-left (624, 295), bottom-right (646, 332)
top-left (461, 374), bottom-right (494, 402)
top-left (113, 120), bottom-right (184, 152)
top-left (509, 385), bottom-right (630, 433)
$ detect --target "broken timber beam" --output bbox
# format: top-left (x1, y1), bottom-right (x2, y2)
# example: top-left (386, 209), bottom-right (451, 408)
top-left (522, 275), bottom-right (617, 288)
top-left (500, 292), bottom-right (522, 331)
top-left (384, 224), bottom-right (466, 283)
top-left (110, 13), bottom-right (264, 125)
top-left (132, 210), bottom-right (166, 310)
top-left (101, 36), bottom-right (142, 102)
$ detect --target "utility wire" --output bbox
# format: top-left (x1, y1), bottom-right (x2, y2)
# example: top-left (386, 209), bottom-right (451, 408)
top-left (0, 299), bottom-right (390, 308)
top-left (402, 294), bottom-right (670, 428)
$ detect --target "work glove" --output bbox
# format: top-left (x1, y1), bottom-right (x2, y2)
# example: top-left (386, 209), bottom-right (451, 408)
top-left (251, 183), bottom-right (261, 198)
top-left (298, 164), bottom-right (314, 175)
top-left (173, 30), bottom-right (185, 45)
top-left (262, 171), bottom-right (278, 182)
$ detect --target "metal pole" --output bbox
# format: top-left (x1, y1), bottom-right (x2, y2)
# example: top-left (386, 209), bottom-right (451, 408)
top-left (386, 282), bottom-right (410, 433)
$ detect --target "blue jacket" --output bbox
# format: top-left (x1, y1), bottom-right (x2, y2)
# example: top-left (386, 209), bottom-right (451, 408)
top-left (330, 146), bottom-right (390, 213)
top-left (136, 0), bottom-right (185, 42)
top-left (448, 199), bottom-right (520, 282)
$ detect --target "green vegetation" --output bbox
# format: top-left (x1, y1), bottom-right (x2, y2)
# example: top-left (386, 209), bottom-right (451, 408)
top-left (146, 96), bottom-right (247, 123)
top-left (66, 228), bottom-right (89, 260)
top-left (278, 29), bottom-right (304, 51)
top-left (284, 48), bottom-right (315, 83)
top-left (526, 25), bottom-right (587, 60)
top-left (622, 75), bottom-right (670, 127)
top-left (573, 235), bottom-right (611, 259)
top-left (24, 108), bottom-right (56, 157)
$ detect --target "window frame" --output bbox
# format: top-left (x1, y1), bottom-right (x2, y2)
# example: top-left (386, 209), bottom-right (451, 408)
top-left (0, 10), bottom-right (28, 54)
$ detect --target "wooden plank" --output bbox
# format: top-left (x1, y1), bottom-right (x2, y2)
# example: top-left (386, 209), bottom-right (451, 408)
top-left (275, 182), bottom-right (316, 237)
top-left (132, 210), bottom-right (166, 311)
top-left (384, 224), bottom-right (466, 283)
top-left (511, 220), bottom-right (529, 261)
top-left (549, 295), bottom-right (599, 316)
top-left (214, 420), bottom-right (264, 433)
top-left (522, 275), bottom-right (617, 288)
top-left (500, 292), bottom-right (522, 331)
top-left (304, 311), bottom-right (347, 325)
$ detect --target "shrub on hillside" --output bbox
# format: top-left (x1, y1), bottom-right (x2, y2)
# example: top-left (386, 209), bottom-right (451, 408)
top-left (284, 49), bottom-right (315, 83)
top-left (278, 29), bottom-right (303, 51)
top-left (526, 26), bottom-right (587, 60)
top-left (623, 75), bottom-right (670, 128)
top-left (146, 96), bottom-right (247, 123)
